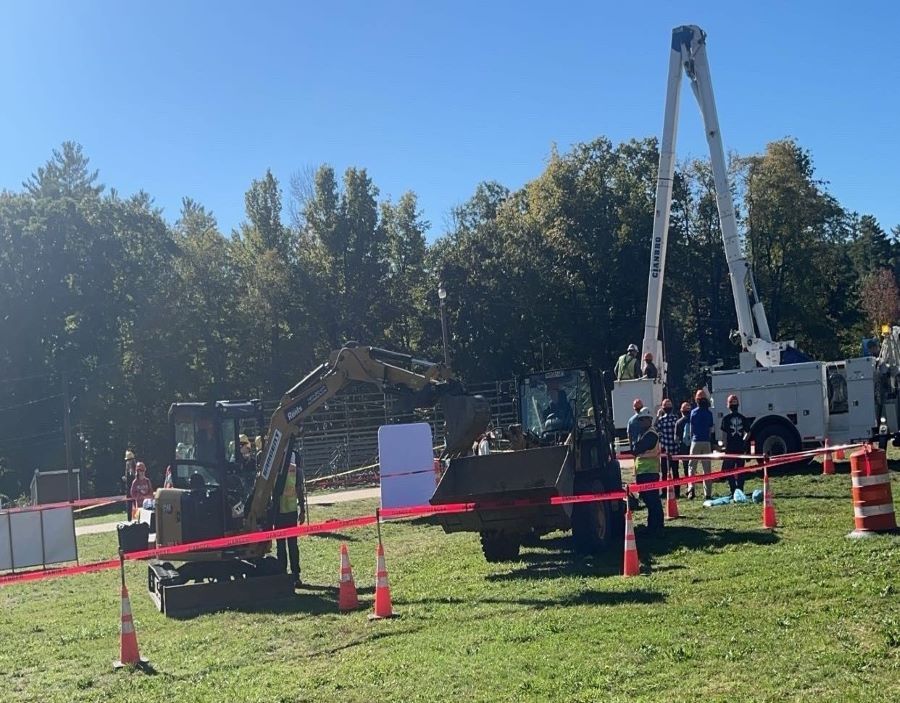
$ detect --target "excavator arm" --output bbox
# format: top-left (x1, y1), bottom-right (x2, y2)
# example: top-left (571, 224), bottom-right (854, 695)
top-left (243, 344), bottom-right (490, 530)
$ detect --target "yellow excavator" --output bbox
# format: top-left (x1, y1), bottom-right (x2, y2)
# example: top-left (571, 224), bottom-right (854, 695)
top-left (146, 344), bottom-right (489, 616)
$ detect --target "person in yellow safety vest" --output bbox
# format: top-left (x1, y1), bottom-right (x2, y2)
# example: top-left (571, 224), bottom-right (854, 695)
top-left (273, 451), bottom-right (304, 587)
top-left (615, 343), bottom-right (640, 380)
top-left (632, 407), bottom-right (664, 531)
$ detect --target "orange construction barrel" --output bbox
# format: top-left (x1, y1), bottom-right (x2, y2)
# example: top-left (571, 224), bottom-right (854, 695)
top-left (847, 447), bottom-right (898, 538)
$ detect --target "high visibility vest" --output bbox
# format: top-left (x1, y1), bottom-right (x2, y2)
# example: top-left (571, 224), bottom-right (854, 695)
top-left (634, 429), bottom-right (660, 475)
top-left (279, 465), bottom-right (298, 514)
top-left (616, 354), bottom-right (638, 380)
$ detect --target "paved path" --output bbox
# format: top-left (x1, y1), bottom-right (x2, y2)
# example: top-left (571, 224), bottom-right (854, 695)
top-left (74, 486), bottom-right (381, 536)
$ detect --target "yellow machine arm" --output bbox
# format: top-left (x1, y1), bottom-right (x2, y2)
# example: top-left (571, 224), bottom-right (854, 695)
top-left (244, 344), bottom-right (489, 530)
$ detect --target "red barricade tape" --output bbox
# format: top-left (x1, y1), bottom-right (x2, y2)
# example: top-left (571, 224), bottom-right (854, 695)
top-left (0, 443), bottom-right (865, 588)
top-left (2, 495), bottom-right (127, 514)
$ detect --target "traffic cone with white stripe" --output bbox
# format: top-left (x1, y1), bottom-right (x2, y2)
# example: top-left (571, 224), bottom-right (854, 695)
top-left (113, 584), bottom-right (148, 669)
top-left (666, 483), bottom-right (680, 520)
top-left (338, 543), bottom-right (359, 612)
top-left (822, 438), bottom-right (835, 475)
top-left (622, 508), bottom-right (640, 577)
top-left (368, 541), bottom-right (396, 619)
top-left (762, 468), bottom-right (777, 529)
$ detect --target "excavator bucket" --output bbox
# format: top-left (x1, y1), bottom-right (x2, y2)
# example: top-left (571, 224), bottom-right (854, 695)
top-left (430, 445), bottom-right (574, 535)
top-left (438, 393), bottom-right (491, 456)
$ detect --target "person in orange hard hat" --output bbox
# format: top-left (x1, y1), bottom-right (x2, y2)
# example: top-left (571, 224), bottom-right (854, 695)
top-left (688, 390), bottom-right (715, 500)
top-left (641, 352), bottom-right (658, 379)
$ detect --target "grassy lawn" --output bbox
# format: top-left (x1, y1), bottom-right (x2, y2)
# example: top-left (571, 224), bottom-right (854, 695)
top-left (1, 466), bottom-right (898, 703)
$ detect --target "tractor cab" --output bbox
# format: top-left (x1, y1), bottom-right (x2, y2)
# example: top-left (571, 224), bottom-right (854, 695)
top-left (159, 400), bottom-right (265, 543)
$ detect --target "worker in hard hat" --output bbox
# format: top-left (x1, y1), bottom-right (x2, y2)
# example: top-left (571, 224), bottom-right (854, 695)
top-left (615, 344), bottom-right (640, 381)
top-left (688, 390), bottom-right (715, 500)
top-left (632, 408), bottom-right (664, 530)
top-left (129, 462), bottom-right (154, 521)
top-left (123, 449), bottom-right (137, 519)
top-left (720, 394), bottom-right (750, 495)
top-left (273, 451), bottom-right (304, 588)
top-left (627, 398), bottom-right (645, 449)
top-left (641, 352), bottom-right (658, 379)
top-left (674, 401), bottom-right (692, 498)
top-left (655, 399), bottom-right (679, 497)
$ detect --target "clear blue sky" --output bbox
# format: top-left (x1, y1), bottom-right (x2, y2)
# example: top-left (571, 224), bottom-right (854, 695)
top-left (2, 1), bottom-right (898, 238)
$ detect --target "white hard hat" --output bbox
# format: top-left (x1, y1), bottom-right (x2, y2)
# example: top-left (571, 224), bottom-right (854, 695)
top-left (627, 343), bottom-right (639, 353)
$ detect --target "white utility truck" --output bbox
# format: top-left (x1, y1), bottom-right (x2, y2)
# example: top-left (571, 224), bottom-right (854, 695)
top-left (613, 25), bottom-right (900, 455)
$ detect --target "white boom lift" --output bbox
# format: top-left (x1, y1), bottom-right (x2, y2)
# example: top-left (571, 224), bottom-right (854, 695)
top-left (613, 25), bottom-right (900, 455)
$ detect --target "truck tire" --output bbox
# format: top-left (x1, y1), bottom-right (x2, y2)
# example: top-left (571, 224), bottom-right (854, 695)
top-left (571, 480), bottom-right (616, 555)
top-left (753, 422), bottom-right (807, 471)
top-left (479, 530), bottom-right (521, 563)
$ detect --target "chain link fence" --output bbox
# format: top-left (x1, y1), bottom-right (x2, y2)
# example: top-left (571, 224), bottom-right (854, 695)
top-left (262, 379), bottom-right (519, 483)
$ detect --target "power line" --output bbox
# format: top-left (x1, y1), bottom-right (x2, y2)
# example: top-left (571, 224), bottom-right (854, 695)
top-left (0, 393), bottom-right (63, 413)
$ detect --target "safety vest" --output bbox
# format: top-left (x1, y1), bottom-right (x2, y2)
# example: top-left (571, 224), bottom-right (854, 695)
top-left (279, 465), bottom-right (298, 514)
top-left (634, 429), bottom-right (660, 475)
top-left (616, 354), bottom-right (638, 380)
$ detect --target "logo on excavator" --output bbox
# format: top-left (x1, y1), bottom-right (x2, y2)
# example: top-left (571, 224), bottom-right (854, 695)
top-left (261, 428), bottom-right (282, 481)
top-left (284, 384), bottom-right (328, 424)
top-left (650, 235), bottom-right (662, 278)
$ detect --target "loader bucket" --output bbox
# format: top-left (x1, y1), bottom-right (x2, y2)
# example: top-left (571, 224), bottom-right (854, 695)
top-left (430, 445), bottom-right (574, 535)
top-left (438, 393), bottom-right (491, 457)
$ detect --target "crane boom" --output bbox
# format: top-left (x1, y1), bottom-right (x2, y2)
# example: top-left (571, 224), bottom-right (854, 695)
top-left (644, 25), bottom-right (797, 373)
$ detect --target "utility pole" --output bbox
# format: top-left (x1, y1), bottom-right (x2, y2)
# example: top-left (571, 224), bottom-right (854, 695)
top-left (62, 372), bottom-right (74, 502)
top-left (438, 282), bottom-right (450, 367)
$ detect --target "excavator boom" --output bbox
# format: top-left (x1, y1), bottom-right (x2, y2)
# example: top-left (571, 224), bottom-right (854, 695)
top-left (245, 344), bottom-right (489, 530)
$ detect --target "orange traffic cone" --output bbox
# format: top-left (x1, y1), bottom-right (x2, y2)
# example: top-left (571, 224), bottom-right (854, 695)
top-left (665, 483), bottom-right (680, 520)
top-left (113, 584), bottom-right (148, 669)
top-left (822, 438), bottom-right (835, 475)
top-left (835, 445), bottom-right (846, 461)
top-left (338, 543), bottom-right (359, 612)
top-left (762, 469), bottom-right (777, 529)
top-left (368, 541), bottom-right (396, 619)
top-left (622, 509), bottom-right (640, 577)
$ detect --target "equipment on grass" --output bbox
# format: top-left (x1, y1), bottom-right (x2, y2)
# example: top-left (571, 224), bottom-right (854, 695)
top-left (147, 344), bottom-right (488, 616)
top-left (431, 366), bottom-right (625, 562)
top-left (612, 25), bottom-right (900, 461)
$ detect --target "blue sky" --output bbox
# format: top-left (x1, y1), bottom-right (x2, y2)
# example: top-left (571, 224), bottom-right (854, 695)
top-left (2, 1), bottom-right (898, 238)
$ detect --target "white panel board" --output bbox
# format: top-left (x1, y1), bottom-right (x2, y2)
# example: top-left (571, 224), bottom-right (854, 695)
top-left (10, 510), bottom-right (43, 569)
top-left (378, 423), bottom-right (436, 509)
top-left (41, 506), bottom-right (77, 566)
top-left (0, 513), bottom-right (11, 571)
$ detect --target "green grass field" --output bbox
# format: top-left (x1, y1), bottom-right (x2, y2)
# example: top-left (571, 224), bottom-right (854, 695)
top-left (3, 465), bottom-right (899, 703)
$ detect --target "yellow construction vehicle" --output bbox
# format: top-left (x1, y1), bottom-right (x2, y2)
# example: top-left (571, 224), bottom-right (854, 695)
top-left (146, 343), bottom-right (489, 616)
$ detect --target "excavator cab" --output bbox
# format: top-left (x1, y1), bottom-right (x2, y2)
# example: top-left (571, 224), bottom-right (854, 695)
top-left (158, 400), bottom-right (266, 544)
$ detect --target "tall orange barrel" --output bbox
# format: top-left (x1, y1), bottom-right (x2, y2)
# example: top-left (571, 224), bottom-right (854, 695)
top-left (848, 447), bottom-right (897, 537)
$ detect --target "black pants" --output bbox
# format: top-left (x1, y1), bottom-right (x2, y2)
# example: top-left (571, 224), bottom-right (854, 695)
top-left (723, 458), bottom-right (746, 494)
top-left (659, 456), bottom-right (680, 498)
top-left (636, 472), bottom-right (664, 531)
top-left (274, 512), bottom-right (300, 577)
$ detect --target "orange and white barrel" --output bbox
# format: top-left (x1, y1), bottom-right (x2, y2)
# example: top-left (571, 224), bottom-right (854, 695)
top-left (848, 448), bottom-right (897, 536)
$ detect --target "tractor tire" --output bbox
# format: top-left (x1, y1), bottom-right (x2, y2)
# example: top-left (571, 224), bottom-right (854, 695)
top-left (479, 530), bottom-right (521, 563)
top-left (571, 480), bottom-right (616, 555)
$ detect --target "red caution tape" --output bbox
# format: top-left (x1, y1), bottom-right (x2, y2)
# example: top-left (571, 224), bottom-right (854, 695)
top-left (2, 495), bottom-right (126, 514)
top-left (0, 559), bottom-right (121, 587)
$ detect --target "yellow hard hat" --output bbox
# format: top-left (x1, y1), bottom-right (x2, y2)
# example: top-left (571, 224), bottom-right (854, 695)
top-left (124, 450), bottom-right (135, 460)
top-left (239, 434), bottom-right (250, 446)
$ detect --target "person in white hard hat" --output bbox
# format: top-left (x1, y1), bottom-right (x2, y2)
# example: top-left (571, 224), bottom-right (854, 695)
top-left (615, 344), bottom-right (640, 380)
top-left (123, 449), bottom-right (136, 518)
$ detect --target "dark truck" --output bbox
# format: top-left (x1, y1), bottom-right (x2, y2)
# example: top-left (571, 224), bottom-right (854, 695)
top-left (431, 367), bottom-right (625, 562)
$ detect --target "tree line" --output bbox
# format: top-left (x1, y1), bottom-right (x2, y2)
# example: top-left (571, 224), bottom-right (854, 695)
top-left (1, 138), bottom-right (898, 498)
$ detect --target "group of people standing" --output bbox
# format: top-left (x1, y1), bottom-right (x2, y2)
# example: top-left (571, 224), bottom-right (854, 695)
top-left (627, 391), bottom-right (752, 531)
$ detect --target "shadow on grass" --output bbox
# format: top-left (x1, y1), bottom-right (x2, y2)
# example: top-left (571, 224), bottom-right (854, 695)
top-left (307, 531), bottom-right (360, 542)
top-left (486, 525), bottom-right (777, 582)
top-left (400, 589), bottom-right (665, 609)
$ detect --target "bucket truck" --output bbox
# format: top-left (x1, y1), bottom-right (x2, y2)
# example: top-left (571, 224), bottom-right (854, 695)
top-left (613, 24), bottom-right (900, 456)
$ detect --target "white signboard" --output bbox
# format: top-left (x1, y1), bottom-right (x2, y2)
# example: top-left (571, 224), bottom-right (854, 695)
top-left (0, 505), bottom-right (77, 570)
top-left (378, 423), bottom-right (437, 509)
